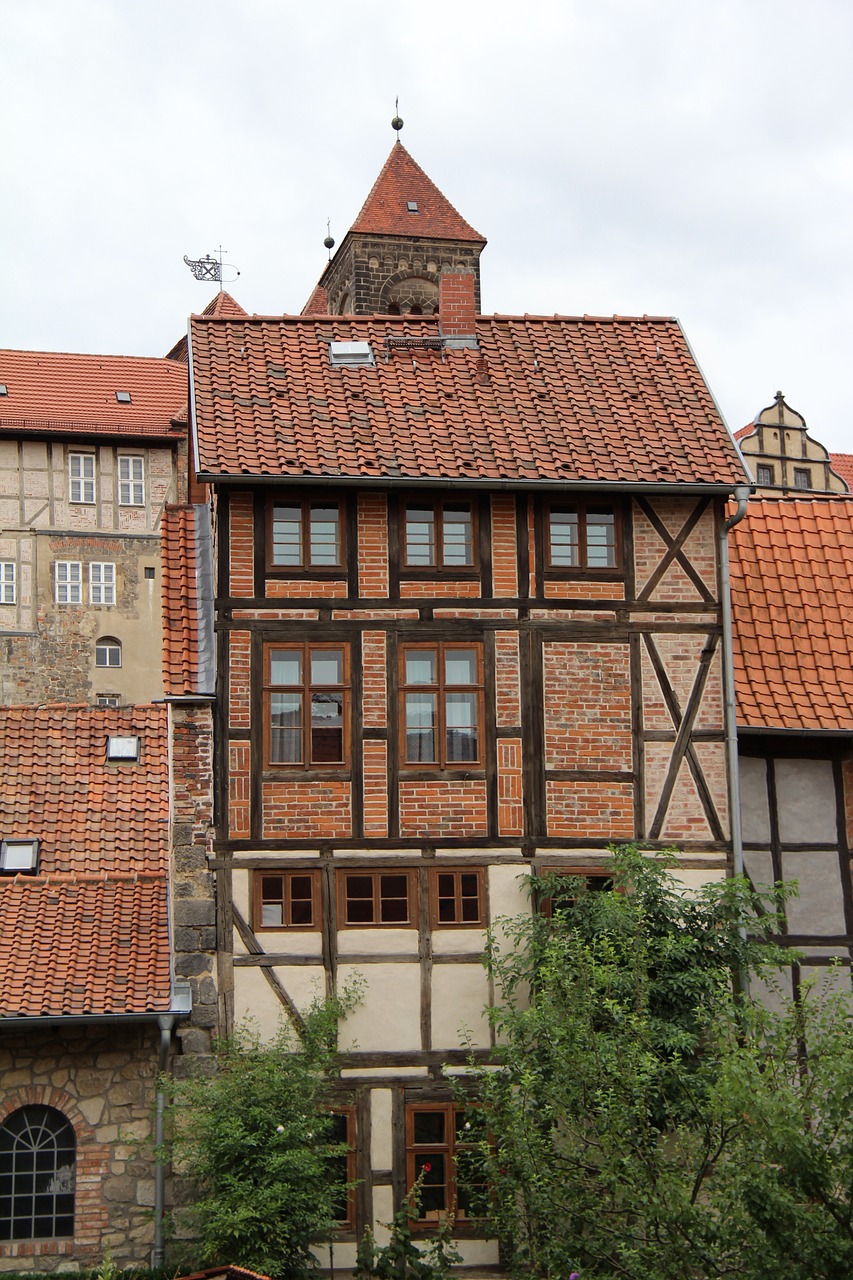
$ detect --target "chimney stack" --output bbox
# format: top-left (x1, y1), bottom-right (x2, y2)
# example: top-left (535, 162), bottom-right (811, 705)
top-left (438, 270), bottom-right (478, 349)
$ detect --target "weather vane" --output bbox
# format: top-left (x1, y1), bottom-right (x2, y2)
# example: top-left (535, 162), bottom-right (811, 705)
top-left (183, 246), bottom-right (241, 288)
top-left (391, 96), bottom-right (403, 135)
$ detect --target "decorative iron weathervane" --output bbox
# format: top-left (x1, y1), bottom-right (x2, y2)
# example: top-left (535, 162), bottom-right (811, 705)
top-left (183, 246), bottom-right (240, 285)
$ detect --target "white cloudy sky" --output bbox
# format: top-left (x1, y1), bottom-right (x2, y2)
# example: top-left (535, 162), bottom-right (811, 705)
top-left (4, 0), bottom-right (853, 453)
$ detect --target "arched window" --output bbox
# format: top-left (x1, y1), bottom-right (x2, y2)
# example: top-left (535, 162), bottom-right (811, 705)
top-left (0, 1106), bottom-right (76, 1241)
top-left (95, 636), bottom-right (122, 668)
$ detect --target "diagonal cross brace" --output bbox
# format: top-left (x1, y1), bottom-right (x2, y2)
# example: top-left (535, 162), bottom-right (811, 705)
top-left (636, 497), bottom-right (716, 605)
top-left (232, 903), bottom-right (307, 1037)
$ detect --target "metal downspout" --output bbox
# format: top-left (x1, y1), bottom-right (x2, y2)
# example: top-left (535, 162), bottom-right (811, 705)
top-left (720, 486), bottom-right (751, 986)
top-left (153, 1014), bottom-right (175, 1268)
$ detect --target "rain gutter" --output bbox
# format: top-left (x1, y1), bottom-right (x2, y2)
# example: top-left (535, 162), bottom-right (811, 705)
top-left (195, 474), bottom-right (748, 496)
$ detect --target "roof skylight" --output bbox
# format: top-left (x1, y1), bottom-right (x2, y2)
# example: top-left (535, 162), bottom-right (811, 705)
top-left (0, 839), bottom-right (39, 873)
top-left (107, 734), bottom-right (140, 762)
top-left (407, 201), bottom-right (419, 213)
top-left (115, 391), bottom-right (132, 404)
top-left (328, 341), bottom-right (375, 368)
top-left (0, 385), bottom-right (7, 396)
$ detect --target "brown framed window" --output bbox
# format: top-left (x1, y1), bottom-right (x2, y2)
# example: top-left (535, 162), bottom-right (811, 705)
top-left (253, 870), bottom-right (321, 930)
top-left (402, 500), bottom-right (476, 570)
top-left (267, 498), bottom-right (343, 570)
top-left (337, 870), bottom-right (415, 927)
top-left (405, 1103), bottom-right (483, 1222)
top-left (329, 1106), bottom-right (357, 1230)
top-left (756, 463), bottom-right (774, 486)
top-left (264, 643), bottom-right (349, 767)
top-left (538, 866), bottom-right (615, 916)
top-left (400, 643), bottom-right (484, 767)
top-left (429, 867), bottom-right (485, 927)
top-left (792, 467), bottom-right (811, 490)
top-left (546, 501), bottom-right (620, 570)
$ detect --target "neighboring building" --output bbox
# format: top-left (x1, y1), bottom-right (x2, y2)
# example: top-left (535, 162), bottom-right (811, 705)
top-left (0, 349), bottom-right (188, 706)
top-left (186, 139), bottom-right (752, 1270)
top-left (730, 496), bottom-right (853, 998)
top-left (736, 391), bottom-right (849, 495)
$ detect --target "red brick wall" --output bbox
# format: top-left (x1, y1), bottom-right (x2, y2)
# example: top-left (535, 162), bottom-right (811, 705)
top-left (228, 629), bottom-right (251, 729)
top-left (543, 641), bottom-right (632, 771)
top-left (547, 780), bottom-right (634, 839)
top-left (399, 780), bottom-right (489, 838)
top-left (229, 493), bottom-right (254, 596)
top-left (491, 495), bottom-right (518, 597)
top-left (229, 740), bottom-right (251, 838)
top-left (498, 738), bottom-right (523, 836)
top-left (363, 740), bottom-right (389, 837)
top-left (262, 780), bottom-right (352, 839)
top-left (362, 630), bottom-right (387, 727)
top-left (358, 493), bottom-right (389, 597)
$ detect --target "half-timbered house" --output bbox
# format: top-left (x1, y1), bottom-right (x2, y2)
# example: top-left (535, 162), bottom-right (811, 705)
top-left (184, 137), bottom-right (753, 1271)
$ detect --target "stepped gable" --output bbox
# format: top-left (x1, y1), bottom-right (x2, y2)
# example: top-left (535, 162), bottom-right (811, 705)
top-left (162, 504), bottom-right (200, 696)
top-left (0, 349), bottom-right (186, 438)
top-left (729, 497), bottom-right (853, 731)
top-left (0, 703), bottom-right (172, 1016)
top-left (167, 291), bottom-right (249, 361)
top-left (190, 313), bottom-right (748, 487)
top-left (350, 142), bottom-right (485, 244)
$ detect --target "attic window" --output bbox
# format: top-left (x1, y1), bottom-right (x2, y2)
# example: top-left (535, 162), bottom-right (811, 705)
top-left (107, 734), bottom-right (140, 762)
top-left (328, 341), bottom-right (375, 369)
top-left (115, 391), bottom-right (132, 404)
top-left (0, 839), bottom-right (39, 873)
top-left (407, 201), bottom-right (419, 213)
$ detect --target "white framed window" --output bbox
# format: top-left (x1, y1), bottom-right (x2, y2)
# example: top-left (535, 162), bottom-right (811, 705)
top-left (95, 637), bottom-right (122, 667)
top-left (90, 562), bottom-right (116, 606)
top-left (0, 562), bottom-right (15, 605)
top-left (118, 455), bottom-right (145, 506)
top-left (69, 453), bottom-right (96, 504)
top-left (55, 561), bottom-right (82, 605)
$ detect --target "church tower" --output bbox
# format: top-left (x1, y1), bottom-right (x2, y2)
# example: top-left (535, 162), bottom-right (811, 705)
top-left (303, 121), bottom-right (486, 317)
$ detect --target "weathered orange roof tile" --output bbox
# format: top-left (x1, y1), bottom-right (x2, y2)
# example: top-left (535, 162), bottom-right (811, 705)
top-left (0, 349), bottom-right (187, 439)
top-left (162, 505), bottom-right (200, 695)
top-left (167, 292), bottom-right (249, 361)
top-left (301, 282), bottom-right (329, 317)
top-left (351, 142), bottom-right (485, 243)
top-left (730, 497), bottom-right (853, 731)
top-left (190, 314), bottom-right (747, 487)
top-left (831, 452), bottom-right (853, 488)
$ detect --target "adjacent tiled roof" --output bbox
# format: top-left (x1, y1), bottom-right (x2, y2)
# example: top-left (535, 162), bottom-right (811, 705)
top-left (831, 452), bottom-right (853, 488)
top-left (729, 497), bottom-right (853, 731)
top-left (0, 349), bottom-right (187, 438)
top-left (0, 704), bottom-right (169, 875)
top-left (0, 704), bottom-right (173, 1017)
top-left (162, 505), bottom-right (200, 695)
top-left (350, 142), bottom-right (485, 244)
top-left (168, 292), bottom-right (249, 361)
top-left (190, 314), bottom-right (748, 487)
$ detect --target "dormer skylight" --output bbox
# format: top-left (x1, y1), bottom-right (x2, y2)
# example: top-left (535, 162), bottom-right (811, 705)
top-left (328, 341), bottom-right (375, 368)
top-left (407, 201), bottom-right (419, 213)
top-left (107, 734), bottom-right (140, 762)
top-left (115, 391), bottom-right (132, 404)
top-left (1, 839), bottom-right (39, 873)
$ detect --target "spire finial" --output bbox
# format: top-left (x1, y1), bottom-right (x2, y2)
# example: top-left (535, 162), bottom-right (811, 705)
top-left (391, 96), bottom-right (404, 137)
top-left (323, 218), bottom-right (335, 260)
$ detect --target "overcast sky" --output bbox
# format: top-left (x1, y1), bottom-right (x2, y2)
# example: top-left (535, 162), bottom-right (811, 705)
top-left (4, 0), bottom-right (853, 454)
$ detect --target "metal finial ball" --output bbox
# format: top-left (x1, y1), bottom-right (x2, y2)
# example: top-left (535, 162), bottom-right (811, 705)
top-left (391, 115), bottom-right (404, 132)
top-left (324, 235), bottom-right (335, 250)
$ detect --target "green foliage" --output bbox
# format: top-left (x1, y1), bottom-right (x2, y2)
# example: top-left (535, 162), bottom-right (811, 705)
top-left (354, 1175), bottom-right (462, 1280)
top-left (168, 988), bottom-right (359, 1280)
top-left (463, 845), bottom-right (853, 1279)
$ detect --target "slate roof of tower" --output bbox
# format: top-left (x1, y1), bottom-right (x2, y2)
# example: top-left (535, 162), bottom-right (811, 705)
top-left (729, 497), bottom-right (853, 732)
top-left (189, 313), bottom-right (748, 487)
top-left (349, 142), bottom-right (485, 244)
top-left (0, 704), bottom-right (173, 1016)
top-left (0, 349), bottom-right (187, 439)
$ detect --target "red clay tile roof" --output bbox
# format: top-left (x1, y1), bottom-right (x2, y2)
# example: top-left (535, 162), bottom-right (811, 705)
top-left (0, 349), bottom-right (187, 439)
top-left (0, 704), bottom-right (173, 1016)
top-left (162, 505), bottom-right (200, 695)
top-left (0, 704), bottom-right (169, 874)
top-left (301, 282), bottom-right (329, 317)
top-left (350, 143), bottom-right (485, 244)
top-left (168, 293), bottom-right (250, 361)
top-left (190, 314), bottom-right (747, 487)
top-left (729, 497), bottom-right (853, 731)
top-left (831, 452), bottom-right (853, 488)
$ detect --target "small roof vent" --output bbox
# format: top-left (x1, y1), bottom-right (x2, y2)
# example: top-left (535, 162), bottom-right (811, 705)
top-left (328, 341), bottom-right (375, 369)
top-left (1, 839), bottom-right (39, 874)
top-left (107, 734), bottom-right (140, 762)
top-left (115, 391), bottom-right (132, 404)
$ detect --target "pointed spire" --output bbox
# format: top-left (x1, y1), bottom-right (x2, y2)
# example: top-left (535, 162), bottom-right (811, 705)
top-left (349, 142), bottom-right (485, 244)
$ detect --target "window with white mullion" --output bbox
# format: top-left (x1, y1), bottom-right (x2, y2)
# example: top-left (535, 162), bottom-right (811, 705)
top-left (89, 562), bottom-right (116, 605)
top-left (0, 562), bottom-right (15, 604)
top-left (118, 455), bottom-right (145, 505)
top-left (69, 453), bottom-right (96, 504)
top-left (55, 561), bottom-right (82, 605)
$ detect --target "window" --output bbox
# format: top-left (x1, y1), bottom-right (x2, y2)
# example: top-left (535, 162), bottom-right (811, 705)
top-left (405, 1104), bottom-right (482, 1222)
top-left (89, 562), bottom-right (116, 605)
top-left (0, 1105), bottom-right (75, 1241)
top-left (264, 644), bottom-right (349, 767)
top-left (429, 867), bottom-right (484, 927)
top-left (547, 502), bottom-right (618, 569)
top-left (253, 871), bottom-right (320, 930)
top-left (0, 839), bottom-right (39, 873)
top-left (96, 694), bottom-right (120, 707)
top-left (55, 562), bottom-right (82, 605)
top-left (95, 637), bottom-right (121, 668)
top-left (793, 467), bottom-right (811, 490)
top-left (0, 562), bottom-right (15, 605)
top-left (400, 644), bottom-right (483, 766)
top-left (337, 870), bottom-right (414, 927)
top-left (539, 866), bottom-right (615, 916)
top-left (403, 501), bottom-right (475, 569)
top-left (756, 463), bottom-right (774, 485)
top-left (329, 1107), bottom-right (357, 1229)
top-left (107, 735), bottom-right (140, 762)
top-left (68, 453), bottom-right (95, 504)
top-left (118, 455), bottom-right (145, 505)
top-left (268, 500), bottom-right (343, 570)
